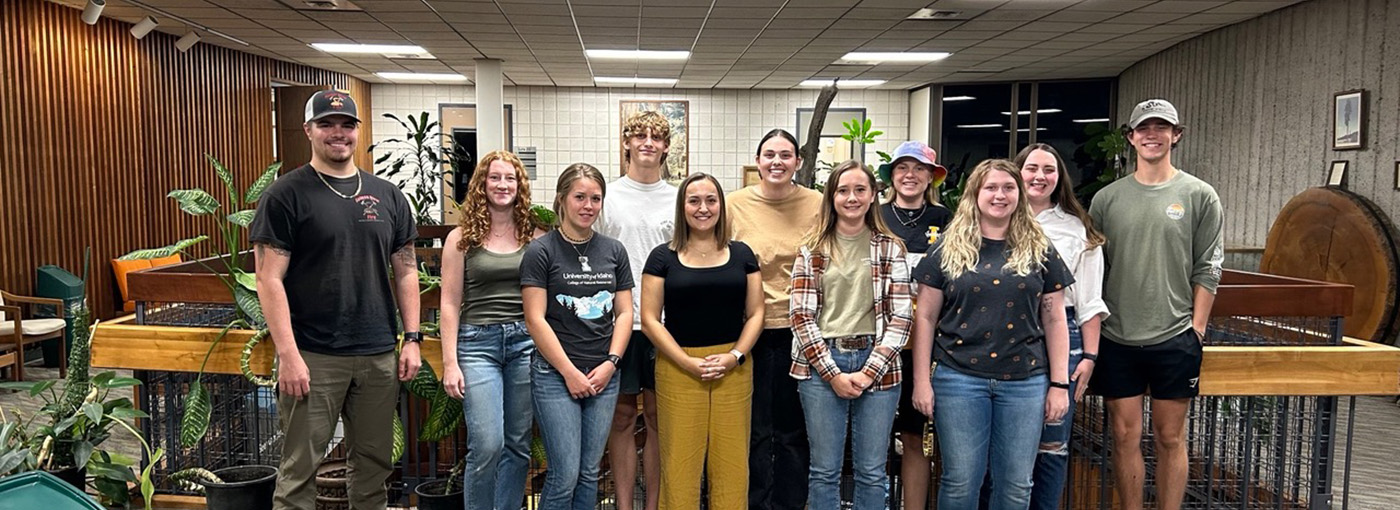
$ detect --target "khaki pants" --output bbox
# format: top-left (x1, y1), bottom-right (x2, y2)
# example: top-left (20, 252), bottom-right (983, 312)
top-left (655, 342), bottom-right (752, 510)
top-left (273, 350), bottom-right (399, 510)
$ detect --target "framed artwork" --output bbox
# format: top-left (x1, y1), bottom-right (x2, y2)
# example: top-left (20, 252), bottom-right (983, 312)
top-left (1332, 89), bottom-right (1365, 150)
top-left (619, 100), bottom-right (689, 185)
top-left (743, 165), bottom-right (761, 187)
top-left (1327, 160), bottom-right (1348, 187)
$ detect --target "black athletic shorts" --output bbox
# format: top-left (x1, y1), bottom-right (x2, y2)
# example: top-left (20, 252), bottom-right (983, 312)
top-left (1090, 328), bottom-right (1203, 400)
top-left (618, 329), bottom-right (656, 395)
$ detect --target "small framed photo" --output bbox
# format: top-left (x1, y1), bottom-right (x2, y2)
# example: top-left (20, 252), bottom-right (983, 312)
top-left (1332, 89), bottom-right (1366, 150)
top-left (1327, 160), bottom-right (1348, 187)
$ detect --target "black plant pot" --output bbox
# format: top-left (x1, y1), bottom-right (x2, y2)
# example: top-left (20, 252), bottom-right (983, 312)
top-left (413, 480), bottom-right (463, 510)
top-left (203, 465), bottom-right (277, 510)
top-left (48, 465), bottom-right (86, 491)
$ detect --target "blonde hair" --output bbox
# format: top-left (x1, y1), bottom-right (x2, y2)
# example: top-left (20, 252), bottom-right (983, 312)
top-left (803, 160), bottom-right (896, 259)
top-left (670, 173), bottom-right (731, 251)
top-left (938, 159), bottom-right (1049, 279)
top-left (552, 163), bottom-right (607, 222)
top-left (455, 150), bottom-right (537, 252)
top-left (882, 156), bottom-right (943, 207)
top-left (622, 111), bottom-right (671, 166)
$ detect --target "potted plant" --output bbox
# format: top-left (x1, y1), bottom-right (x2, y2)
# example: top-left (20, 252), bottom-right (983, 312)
top-left (167, 464), bottom-right (277, 510)
top-left (370, 111), bottom-right (455, 227)
top-left (412, 457), bottom-right (464, 510)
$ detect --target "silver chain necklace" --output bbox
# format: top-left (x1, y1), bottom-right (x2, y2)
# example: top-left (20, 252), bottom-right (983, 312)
top-left (560, 229), bottom-right (594, 271)
top-left (895, 203), bottom-right (927, 228)
top-left (315, 168), bottom-right (362, 199)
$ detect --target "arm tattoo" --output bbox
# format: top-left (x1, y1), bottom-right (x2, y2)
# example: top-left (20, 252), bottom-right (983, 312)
top-left (1041, 295), bottom-right (1055, 315)
top-left (393, 244), bottom-right (416, 267)
top-left (254, 242), bottom-right (290, 257)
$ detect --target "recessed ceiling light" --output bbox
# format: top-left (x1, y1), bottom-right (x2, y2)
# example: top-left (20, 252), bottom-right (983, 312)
top-left (799, 79), bottom-right (886, 88)
top-left (594, 76), bottom-right (678, 85)
top-left (313, 43), bottom-right (429, 55)
top-left (943, 95), bottom-right (976, 102)
top-left (840, 52), bottom-right (951, 64)
top-left (586, 49), bottom-right (690, 61)
top-left (376, 72), bottom-right (468, 82)
top-left (1000, 109), bottom-right (1063, 115)
top-left (1072, 118), bottom-right (1111, 123)
top-left (957, 124), bottom-right (1001, 129)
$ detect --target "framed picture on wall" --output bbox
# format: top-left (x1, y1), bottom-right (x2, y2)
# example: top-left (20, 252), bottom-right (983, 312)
top-left (1332, 89), bottom-right (1365, 150)
top-left (1327, 160), bottom-right (1348, 187)
top-left (620, 100), bottom-right (689, 185)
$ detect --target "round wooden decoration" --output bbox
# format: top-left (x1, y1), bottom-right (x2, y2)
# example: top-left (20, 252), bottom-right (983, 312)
top-left (1261, 187), bottom-right (1400, 344)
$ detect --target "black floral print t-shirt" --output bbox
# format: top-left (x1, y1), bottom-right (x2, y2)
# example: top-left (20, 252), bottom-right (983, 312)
top-left (912, 237), bottom-right (1074, 380)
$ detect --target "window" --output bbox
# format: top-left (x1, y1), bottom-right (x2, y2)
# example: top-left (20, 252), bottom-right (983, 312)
top-left (797, 108), bottom-right (866, 166)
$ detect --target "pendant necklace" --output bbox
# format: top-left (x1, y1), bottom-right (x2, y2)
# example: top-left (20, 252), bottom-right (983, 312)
top-left (315, 167), bottom-right (362, 199)
top-left (897, 203), bottom-right (927, 228)
top-left (561, 229), bottom-right (594, 272)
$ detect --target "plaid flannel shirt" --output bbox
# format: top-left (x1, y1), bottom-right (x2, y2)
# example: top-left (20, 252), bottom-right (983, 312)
top-left (788, 232), bottom-right (914, 391)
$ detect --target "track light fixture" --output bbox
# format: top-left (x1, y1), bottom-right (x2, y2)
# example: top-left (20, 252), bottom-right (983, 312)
top-left (175, 31), bottom-right (200, 52)
top-left (130, 16), bottom-right (158, 39)
top-left (81, 0), bottom-right (105, 25)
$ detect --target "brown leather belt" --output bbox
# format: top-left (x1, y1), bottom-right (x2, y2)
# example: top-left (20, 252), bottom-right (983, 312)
top-left (828, 335), bottom-right (875, 351)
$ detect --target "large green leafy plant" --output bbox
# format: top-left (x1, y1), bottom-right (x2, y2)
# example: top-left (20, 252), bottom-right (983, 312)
top-left (370, 112), bottom-right (453, 226)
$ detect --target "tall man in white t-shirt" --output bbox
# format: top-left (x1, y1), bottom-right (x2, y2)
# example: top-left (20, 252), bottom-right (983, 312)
top-left (595, 110), bottom-right (676, 510)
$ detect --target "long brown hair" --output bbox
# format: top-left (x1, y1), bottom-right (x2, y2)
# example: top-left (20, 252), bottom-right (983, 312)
top-left (455, 150), bottom-right (537, 252)
top-left (552, 163), bottom-right (607, 221)
top-left (938, 159), bottom-right (1048, 279)
top-left (803, 160), bottom-right (896, 259)
top-left (1013, 143), bottom-right (1106, 250)
top-left (669, 173), bottom-right (730, 251)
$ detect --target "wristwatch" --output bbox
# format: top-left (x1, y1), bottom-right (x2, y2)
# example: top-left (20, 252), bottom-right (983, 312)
top-left (606, 354), bottom-right (622, 367)
top-left (403, 332), bottom-right (422, 343)
top-left (729, 349), bottom-right (746, 365)
top-left (1081, 352), bottom-right (1098, 362)
top-left (1049, 381), bottom-right (1071, 390)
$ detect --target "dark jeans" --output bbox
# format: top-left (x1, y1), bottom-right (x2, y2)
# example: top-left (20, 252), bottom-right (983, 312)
top-left (748, 328), bottom-right (809, 510)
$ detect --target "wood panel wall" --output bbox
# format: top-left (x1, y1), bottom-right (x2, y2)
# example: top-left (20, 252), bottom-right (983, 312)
top-left (1116, 0), bottom-right (1400, 248)
top-left (1, 0), bottom-right (373, 318)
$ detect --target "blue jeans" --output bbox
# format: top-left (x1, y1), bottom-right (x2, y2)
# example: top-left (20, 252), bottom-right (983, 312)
top-left (934, 365), bottom-right (1047, 510)
top-left (531, 354), bottom-right (620, 510)
top-left (458, 321), bottom-right (534, 510)
top-left (1030, 312), bottom-right (1082, 510)
top-left (797, 345), bottom-right (900, 510)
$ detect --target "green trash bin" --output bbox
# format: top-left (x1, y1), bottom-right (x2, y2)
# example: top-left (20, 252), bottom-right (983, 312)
top-left (35, 265), bottom-right (84, 368)
top-left (0, 471), bottom-right (105, 510)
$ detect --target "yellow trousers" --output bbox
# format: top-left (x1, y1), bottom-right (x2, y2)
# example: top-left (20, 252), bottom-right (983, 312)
top-left (655, 342), bottom-right (753, 510)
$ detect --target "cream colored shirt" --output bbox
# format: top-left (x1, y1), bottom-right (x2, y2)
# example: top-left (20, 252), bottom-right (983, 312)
top-left (1035, 205), bottom-right (1109, 325)
top-left (727, 185), bottom-right (823, 328)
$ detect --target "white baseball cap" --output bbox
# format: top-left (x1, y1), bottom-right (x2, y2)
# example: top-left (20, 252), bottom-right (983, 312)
top-left (1127, 99), bottom-right (1179, 129)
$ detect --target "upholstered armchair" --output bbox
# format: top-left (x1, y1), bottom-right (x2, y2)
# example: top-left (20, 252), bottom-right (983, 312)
top-left (0, 290), bottom-right (67, 382)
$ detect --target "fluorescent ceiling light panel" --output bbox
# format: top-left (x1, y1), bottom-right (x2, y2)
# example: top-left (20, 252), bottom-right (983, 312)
top-left (1004, 128), bottom-right (1049, 132)
top-left (376, 72), bottom-right (468, 82)
top-left (799, 79), bottom-right (886, 88)
top-left (1001, 109), bottom-right (1063, 115)
top-left (943, 95), bottom-right (976, 101)
top-left (594, 76), bottom-right (678, 85)
top-left (1072, 118), bottom-right (1111, 123)
top-left (957, 124), bottom-right (1001, 129)
top-left (313, 43), bottom-right (429, 55)
top-left (585, 49), bottom-right (690, 60)
top-left (840, 52), bottom-right (951, 64)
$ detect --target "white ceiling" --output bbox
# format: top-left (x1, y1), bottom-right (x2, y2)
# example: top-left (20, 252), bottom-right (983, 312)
top-left (54, 0), bottom-right (1304, 89)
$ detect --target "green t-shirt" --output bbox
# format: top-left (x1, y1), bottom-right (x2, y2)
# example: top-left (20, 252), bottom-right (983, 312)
top-left (1089, 170), bottom-right (1224, 347)
top-left (817, 230), bottom-right (876, 337)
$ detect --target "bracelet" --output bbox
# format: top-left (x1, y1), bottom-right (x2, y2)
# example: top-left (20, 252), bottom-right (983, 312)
top-left (1049, 381), bottom-right (1071, 390)
top-left (1081, 352), bottom-right (1098, 362)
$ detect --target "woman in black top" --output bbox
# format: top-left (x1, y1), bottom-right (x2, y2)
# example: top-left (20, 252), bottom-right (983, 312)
top-left (910, 159), bottom-right (1072, 510)
top-left (876, 140), bottom-right (953, 510)
top-left (641, 173), bottom-right (764, 510)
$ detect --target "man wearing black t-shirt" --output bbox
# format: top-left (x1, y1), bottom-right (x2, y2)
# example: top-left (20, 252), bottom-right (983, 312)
top-left (251, 90), bottom-right (421, 510)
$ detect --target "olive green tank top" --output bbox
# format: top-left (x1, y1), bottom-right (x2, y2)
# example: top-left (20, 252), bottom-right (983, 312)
top-left (463, 246), bottom-right (526, 325)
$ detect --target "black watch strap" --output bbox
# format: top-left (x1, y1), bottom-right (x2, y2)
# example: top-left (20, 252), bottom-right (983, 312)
top-left (606, 354), bottom-right (622, 366)
top-left (1049, 381), bottom-right (1071, 390)
top-left (1081, 352), bottom-right (1098, 362)
top-left (403, 332), bottom-right (422, 343)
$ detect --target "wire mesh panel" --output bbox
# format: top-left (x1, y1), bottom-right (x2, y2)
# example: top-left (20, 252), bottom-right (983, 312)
top-left (1065, 315), bottom-right (1349, 510)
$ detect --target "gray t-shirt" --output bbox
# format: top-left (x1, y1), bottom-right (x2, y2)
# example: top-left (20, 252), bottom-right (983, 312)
top-left (913, 237), bottom-right (1074, 380)
top-left (520, 230), bottom-right (634, 372)
top-left (595, 175), bottom-right (676, 330)
top-left (1089, 170), bottom-right (1223, 347)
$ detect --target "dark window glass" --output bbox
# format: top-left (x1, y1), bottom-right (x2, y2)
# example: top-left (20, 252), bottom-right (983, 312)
top-left (939, 84), bottom-right (1012, 187)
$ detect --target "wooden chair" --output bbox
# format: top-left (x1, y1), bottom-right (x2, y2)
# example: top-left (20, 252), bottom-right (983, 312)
top-left (0, 290), bottom-right (67, 382)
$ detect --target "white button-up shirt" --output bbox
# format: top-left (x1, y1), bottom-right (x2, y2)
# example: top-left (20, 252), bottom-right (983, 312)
top-left (1036, 205), bottom-right (1110, 325)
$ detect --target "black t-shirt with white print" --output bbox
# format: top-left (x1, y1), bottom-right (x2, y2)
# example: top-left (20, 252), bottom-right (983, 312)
top-left (912, 237), bottom-right (1074, 380)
